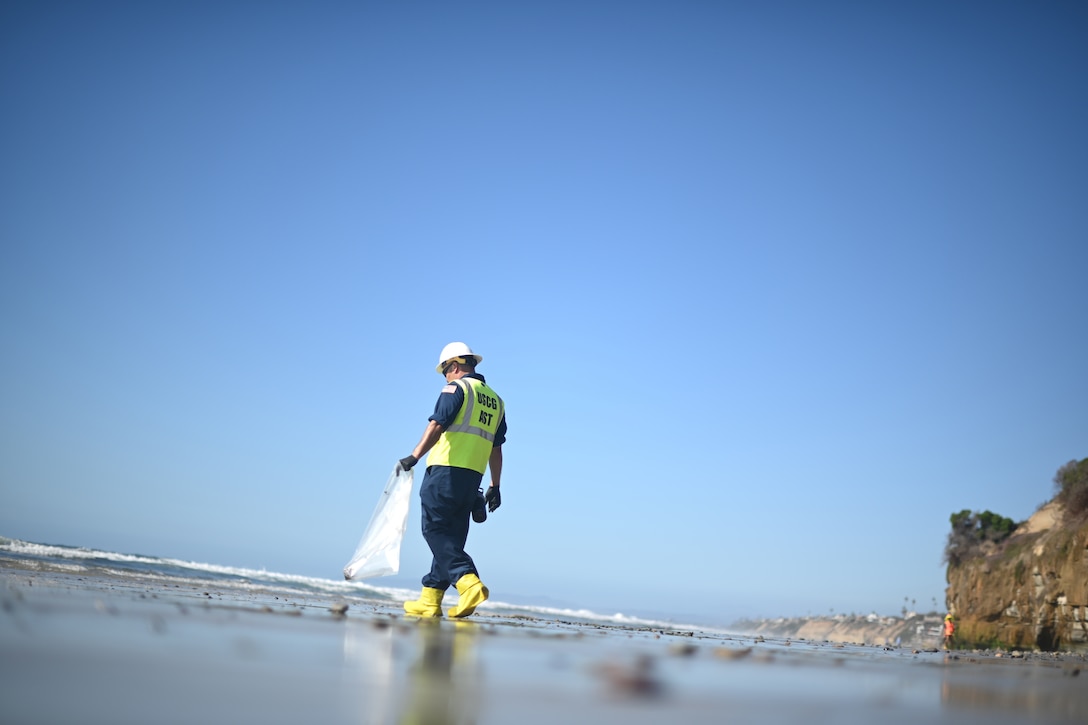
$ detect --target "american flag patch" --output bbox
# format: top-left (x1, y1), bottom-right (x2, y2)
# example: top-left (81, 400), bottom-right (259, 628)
top-left (441, 384), bottom-right (457, 393)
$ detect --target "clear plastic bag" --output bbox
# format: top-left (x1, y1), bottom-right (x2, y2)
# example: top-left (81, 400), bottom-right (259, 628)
top-left (343, 465), bottom-right (414, 580)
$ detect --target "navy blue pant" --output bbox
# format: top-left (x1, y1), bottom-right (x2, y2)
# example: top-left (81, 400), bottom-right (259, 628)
top-left (419, 465), bottom-right (482, 590)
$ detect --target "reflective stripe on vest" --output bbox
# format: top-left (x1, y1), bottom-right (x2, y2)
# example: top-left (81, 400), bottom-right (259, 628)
top-left (427, 377), bottom-right (504, 474)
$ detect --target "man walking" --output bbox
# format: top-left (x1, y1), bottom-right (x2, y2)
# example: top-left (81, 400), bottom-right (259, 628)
top-left (398, 342), bottom-right (506, 618)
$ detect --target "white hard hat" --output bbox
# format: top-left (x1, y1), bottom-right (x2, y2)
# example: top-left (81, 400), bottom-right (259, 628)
top-left (436, 342), bottom-right (482, 373)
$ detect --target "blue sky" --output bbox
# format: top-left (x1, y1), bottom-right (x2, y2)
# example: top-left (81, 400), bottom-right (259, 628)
top-left (2, 1), bottom-right (1085, 624)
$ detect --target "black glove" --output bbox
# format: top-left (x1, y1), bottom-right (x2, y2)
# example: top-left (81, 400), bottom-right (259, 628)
top-left (398, 455), bottom-right (418, 471)
top-left (484, 485), bottom-right (501, 512)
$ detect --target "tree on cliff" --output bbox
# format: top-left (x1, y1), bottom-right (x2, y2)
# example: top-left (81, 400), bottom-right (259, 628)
top-left (943, 509), bottom-right (1019, 567)
top-left (1053, 458), bottom-right (1088, 519)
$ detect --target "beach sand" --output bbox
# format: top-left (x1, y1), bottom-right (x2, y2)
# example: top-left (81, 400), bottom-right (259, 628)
top-left (2, 567), bottom-right (1086, 724)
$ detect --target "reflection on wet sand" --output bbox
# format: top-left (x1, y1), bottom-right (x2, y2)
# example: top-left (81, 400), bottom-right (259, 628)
top-left (341, 618), bottom-right (483, 725)
top-left (941, 654), bottom-right (1085, 722)
top-left (398, 622), bottom-right (482, 725)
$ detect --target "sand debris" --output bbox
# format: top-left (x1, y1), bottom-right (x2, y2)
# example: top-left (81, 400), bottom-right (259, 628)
top-left (594, 655), bottom-right (664, 699)
top-left (713, 646), bottom-right (752, 661)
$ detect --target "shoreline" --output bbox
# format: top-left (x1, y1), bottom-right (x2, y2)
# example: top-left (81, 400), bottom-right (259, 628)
top-left (3, 565), bottom-right (1087, 724)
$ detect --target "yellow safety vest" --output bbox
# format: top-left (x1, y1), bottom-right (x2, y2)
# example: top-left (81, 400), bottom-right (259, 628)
top-left (427, 377), bottom-right (504, 474)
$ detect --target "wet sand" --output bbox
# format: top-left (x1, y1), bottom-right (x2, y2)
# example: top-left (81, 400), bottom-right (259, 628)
top-left (2, 567), bottom-right (1086, 724)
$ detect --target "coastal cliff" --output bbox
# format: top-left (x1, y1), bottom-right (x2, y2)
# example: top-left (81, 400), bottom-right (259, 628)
top-left (731, 612), bottom-right (944, 648)
top-left (945, 501), bottom-right (1088, 652)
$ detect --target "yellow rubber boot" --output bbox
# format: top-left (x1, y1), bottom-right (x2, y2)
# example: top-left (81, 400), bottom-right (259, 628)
top-left (447, 573), bottom-right (489, 618)
top-left (404, 587), bottom-right (445, 617)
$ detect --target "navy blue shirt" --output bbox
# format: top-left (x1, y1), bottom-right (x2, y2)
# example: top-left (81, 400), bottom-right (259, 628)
top-left (429, 373), bottom-right (507, 447)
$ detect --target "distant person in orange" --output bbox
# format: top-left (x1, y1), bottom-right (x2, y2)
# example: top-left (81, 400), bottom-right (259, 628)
top-left (943, 614), bottom-right (955, 650)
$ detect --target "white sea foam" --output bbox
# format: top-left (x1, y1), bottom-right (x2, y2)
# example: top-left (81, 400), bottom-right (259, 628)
top-left (1, 536), bottom-right (712, 631)
top-left (1, 537), bottom-right (385, 593)
top-left (479, 599), bottom-right (705, 631)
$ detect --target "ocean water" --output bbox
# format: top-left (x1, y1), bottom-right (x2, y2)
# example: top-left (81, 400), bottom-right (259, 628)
top-left (0, 535), bottom-right (701, 632)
